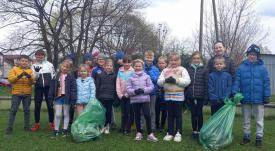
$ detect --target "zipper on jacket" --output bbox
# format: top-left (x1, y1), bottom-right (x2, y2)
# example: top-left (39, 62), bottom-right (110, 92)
top-left (192, 68), bottom-right (197, 98)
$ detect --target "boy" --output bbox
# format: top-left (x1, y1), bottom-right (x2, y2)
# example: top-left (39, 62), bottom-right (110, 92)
top-left (155, 56), bottom-right (167, 130)
top-left (31, 49), bottom-right (55, 132)
top-left (208, 56), bottom-right (232, 115)
top-left (92, 53), bottom-right (106, 79)
top-left (232, 44), bottom-right (270, 148)
top-left (5, 55), bottom-right (35, 134)
top-left (144, 50), bottom-right (160, 131)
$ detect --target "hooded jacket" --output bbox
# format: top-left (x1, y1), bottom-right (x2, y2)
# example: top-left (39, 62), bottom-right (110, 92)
top-left (32, 60), bottom-right (55, 88)
top-left (76, 77), bottom-right (95, 104)
top-left (116, 66), bottom-right (134, 99)
top-left (232, 59), bottom-right (271, 104)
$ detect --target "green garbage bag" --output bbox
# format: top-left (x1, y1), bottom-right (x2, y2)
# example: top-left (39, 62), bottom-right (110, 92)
top-left (71, 98), bottom-right (106, 142)
top-left (199, 93), bottom-right (244, 149)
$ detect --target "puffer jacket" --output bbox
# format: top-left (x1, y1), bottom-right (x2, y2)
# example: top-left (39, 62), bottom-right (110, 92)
top-left (185, 64), bottom-right (208, 100)
top-left (76, 77), bottom-right (95, 104)
top-left (116, 66), bottom-right (134, 99)
top-left (232, 59), bottom-right (271, 104)
top-left (32, 60), bottom-right (55, 88)
top-left (48, 72), bottom-right (77, 104)
top-left (127, 72), bottom-right (154, 104)
top-left (144, 63), bottom-right (160, 96)
top-left (8, 66), bottom-right (35, 95)
top-left (95, 71), bottom-right (117, 101)
top-left (207, 54), bottom-right (235, 77)
top-left (208, 70), bottom-right (232, 102)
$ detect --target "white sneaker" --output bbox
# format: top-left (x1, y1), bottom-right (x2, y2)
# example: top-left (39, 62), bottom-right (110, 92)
top-left (147, 133), bottom-right (158, 142)
top-left (100, 127), bottom-right (105, 134)
top-left (174, 132), bottom-right (182, 142)
top-left (135, 132), bottom-right (143, 141)
top-left (104, 125), bottom-right (110, 134)
top-left (163, 133), bottom-right (173, 141)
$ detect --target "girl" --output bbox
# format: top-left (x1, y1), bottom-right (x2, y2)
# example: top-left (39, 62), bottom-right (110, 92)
top-left (158, 53), bottom-right (191, 142)
top-left (48, 61), bottom-right (77, 137)
top-left (127, 59), bottom-right (158, 142)
top-left (116, 55), bottom-right (134, 134)
top-left (76, 64), bottom-right (96, 115)
top-left (95, 59), bottom-right (116, 134)
top-left (185, 51), bottom-right (208, 139)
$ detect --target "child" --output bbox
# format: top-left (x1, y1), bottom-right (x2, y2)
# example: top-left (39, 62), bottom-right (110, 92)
top-left (232, 44), bottom-right (270, 148)
top-left (127, 59), bottom-right (158, 142)
top-left (208, 56), bottom-right (232, 115)
top-left (48, 61), bottom-right (77, 137)
top-left (83, 53), bottom-right (94, 76)
top-left (116, 55), bottom-right (135, 134)
top-left (155, 56), bottom-right (168, 131)
top-left (5, 55), bottom-right (35, 135)
top-left (76, 64), bottom-right (96, 115)
top-left (158, 53), bottom-right (191, 142)
top-left (207, 41), bottom-right (235, 77)
top-left (114, 51), bottom-right (125, 73)
top-left (31, 49), bottom-right (55, 132)
top-left (144, 50), bottom-right (160, 131)
top-left (92, 53), bottom-right (106, 79)
top-left (96, 59), bottom-right (117, 134)
top-left (185, 51), bottom-right (208, 139)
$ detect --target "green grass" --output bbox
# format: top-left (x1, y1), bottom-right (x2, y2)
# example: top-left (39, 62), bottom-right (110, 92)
top-left (1, 101), bottom-right (275, 151)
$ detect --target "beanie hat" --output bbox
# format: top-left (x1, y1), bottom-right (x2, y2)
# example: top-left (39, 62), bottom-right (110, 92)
top-left (35, 49), bottom-right (46, 56)
top-left (66, 53), bottom-right (76, 62)
top-left (246, 44), bottom-right (260, 56)
top-left (83, 53), bottom-right (92, 61)
top-left (92, 49), bottom-right (100, 59)
top-left (115, 51), bottom-right (124, 60)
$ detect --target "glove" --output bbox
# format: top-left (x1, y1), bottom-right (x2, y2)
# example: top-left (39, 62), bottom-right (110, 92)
top-left (34, 66), bottom-right (42, 72)
top-left (263, 97), bottom-right (270, 104)
top-left (24, 72), bottom-right (32, 79)
top-left (165, 76), bottom-right (176, 84)
top-left (134, 89), bottom-right (144, 95)
top-left (17, 72), bottom-right (25, 79)
top-left (121, 96), bottom-right (127, 100)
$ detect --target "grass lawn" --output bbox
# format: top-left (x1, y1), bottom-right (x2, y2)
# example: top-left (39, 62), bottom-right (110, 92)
top-left (0, 101), bottom-right (275, 151)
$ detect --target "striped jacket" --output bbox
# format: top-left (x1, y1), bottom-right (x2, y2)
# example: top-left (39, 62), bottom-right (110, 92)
top-left (8, 66), bottom-right (35, 95)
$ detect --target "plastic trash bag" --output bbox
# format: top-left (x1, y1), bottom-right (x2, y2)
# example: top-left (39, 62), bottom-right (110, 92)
top-left (71, 98), bottom-right (106, 142)
top-left (199, 93), bottom-right (244, 150)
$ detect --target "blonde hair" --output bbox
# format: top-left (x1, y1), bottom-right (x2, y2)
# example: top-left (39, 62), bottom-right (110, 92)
top-left (190, 51), bottom-right (203, 63)
top-left (59, 61), bottom-right (71, 71)
top-left (168, 52), bottom-right (181, 66)
top-left (78, 64), bottom-right (89, 71)
top-left (105, 59), bottom-right (114, 66)
top-left (214, 56), bottom-right (225, 64)
top-left (158, 56), bottom-right (167, 63)
top-left (144, 50), bottom-right (155, 57)
top-left (132, 59), bottom-right (144, 67)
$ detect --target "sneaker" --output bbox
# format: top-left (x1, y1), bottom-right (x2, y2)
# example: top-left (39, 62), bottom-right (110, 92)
top-left (174, 132), bottom-right (182, 142)
top-left (48, 123), bottom-right (54, 131)
top-left (31, 123), bottom-right (40, 132)
top-left (147, 133), bottom-right (158, 142)
top-left (104, 125), bottom-right (110, 134)
top-left (255, 139), bottom-right (263, 148)
top-left (62, 129), bottom-right (69, 137)
top-left (100, 127), bottom-right (105, 134)
top-left (51, 130), bottom-right (59, 138)
top-left (135, 132), bottom-right (143, 141)
top-left (5, 127), bottom-right (13, 135)
top-left (240, 138), bottom-right (250, 145)
top-left (163, 133), bottom-right (173, 141)
top-left (192, 131), bottom-right (199, 139)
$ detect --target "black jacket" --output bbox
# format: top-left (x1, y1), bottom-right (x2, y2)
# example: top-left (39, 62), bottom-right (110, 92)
top-left (185, 65), bottom-right (208, 100)
top-left (95, 71), bottom-right (117, 101)
top-left (48, 72), bottom-right (77, 104)
top-left (207, 54), bottom-right (235, 78)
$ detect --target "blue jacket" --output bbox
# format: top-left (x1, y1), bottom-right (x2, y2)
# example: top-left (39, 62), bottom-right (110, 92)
top-left (232, 59), bottom-right (271, 104)
top-left (208, 70), bottom-right (232, 102)
top-left (92, 65), bottom-right (104, 79)
top-left (144, 63), bottom-right (160, 96)
top-left (76, 77), bottom-right (95, 104)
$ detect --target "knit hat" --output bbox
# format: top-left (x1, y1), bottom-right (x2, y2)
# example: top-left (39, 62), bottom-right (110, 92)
top-left (35, 49), bottom-right (46, 56)
top-left (66, 53), bottom-right (76, 62)
top-left (246, 44), bottom-right (260, 56)
top-left (115, 51), bottom-right (124, 60)
top-left (92, 49), bottom-right (100, 59)
top-left (83, 53), bottom-right (92, 61)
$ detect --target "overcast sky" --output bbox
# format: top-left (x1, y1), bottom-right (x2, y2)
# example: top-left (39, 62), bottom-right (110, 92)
top-left (141, 0), bottom-right (275, 53)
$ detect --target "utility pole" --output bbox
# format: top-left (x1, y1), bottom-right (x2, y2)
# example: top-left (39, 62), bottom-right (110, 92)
top-left (212, 0), bottom-right (219, 41)
top-left (199, 0), bottom-right (204, 52)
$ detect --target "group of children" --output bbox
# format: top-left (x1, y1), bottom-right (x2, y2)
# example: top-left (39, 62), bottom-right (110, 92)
top-left (4, 42), bottom-right (270, 148)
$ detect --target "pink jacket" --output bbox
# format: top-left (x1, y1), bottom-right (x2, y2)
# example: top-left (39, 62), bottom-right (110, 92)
top-left (116, 66), bottom-right (134, 99)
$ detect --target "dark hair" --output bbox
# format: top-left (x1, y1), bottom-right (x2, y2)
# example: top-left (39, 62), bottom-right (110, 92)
top-left (214, 41), bottom-right (225, 47)
top-left (35, 49), bottom-right (46, 56)
top-left (123, 55), bottom-right (132, 63)
top-left (19, 55), bottom-right (30, 60)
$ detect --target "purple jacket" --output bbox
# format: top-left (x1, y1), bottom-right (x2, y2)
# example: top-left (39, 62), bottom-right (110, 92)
top-left (127, 72), bottom-right (154, 104)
